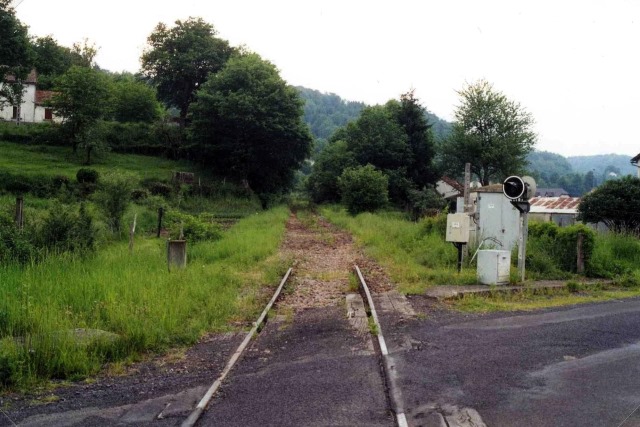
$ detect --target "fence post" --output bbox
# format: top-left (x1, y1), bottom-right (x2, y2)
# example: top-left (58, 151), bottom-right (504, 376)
top-left (167, 240), bottom-right (187, 271)
top-left (129, 214), bottom-right (137, 253)
top-left (576, 232), bottom-right (585, 274)
top-left (157, 207), bottom-right (164, 238)
top-left (15, 196), bottom-right (24, 230)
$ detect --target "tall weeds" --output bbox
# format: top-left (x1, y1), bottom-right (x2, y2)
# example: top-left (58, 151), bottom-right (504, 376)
top-left (0, 207), bottom-right (289, 390)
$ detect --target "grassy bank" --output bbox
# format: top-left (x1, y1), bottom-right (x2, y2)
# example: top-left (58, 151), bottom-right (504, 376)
top-left (0, 141), bottom-right (194, 182)
top-left (321, 206), bottom-right (476, 294)
top-left (0, 206), bottom-right (289, 390)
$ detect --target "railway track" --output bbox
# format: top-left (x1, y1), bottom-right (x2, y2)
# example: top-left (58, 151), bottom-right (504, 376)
top-left (182, 265), bottom-right (408, 427)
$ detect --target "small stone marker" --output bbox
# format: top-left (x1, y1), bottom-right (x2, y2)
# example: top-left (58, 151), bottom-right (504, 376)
top-left (167, 239), bottom-right (187, 271)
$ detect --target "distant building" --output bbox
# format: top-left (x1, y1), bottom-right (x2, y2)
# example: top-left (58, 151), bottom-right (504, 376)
top-left (534, 188), bottom-right (569, 197)
top-left (631, 153), bottom-right (640, 177)
top-left (529, 196), bottom-right (580, 227)
top-left (0, 69), bottom-right (60, 123)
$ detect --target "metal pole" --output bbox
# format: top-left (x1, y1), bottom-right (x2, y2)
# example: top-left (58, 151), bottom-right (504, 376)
top-left (518, 212), bottom-right (529, 282)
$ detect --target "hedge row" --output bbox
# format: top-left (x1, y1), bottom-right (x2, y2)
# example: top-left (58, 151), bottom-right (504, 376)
top-left (0, 121), bottom-right (184, 158)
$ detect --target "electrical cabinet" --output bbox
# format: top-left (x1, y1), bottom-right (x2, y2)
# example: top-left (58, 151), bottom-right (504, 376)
top-left (446, 213), bottom-right (470, 243)
top-left (477, 250), bottom-right (511, 285)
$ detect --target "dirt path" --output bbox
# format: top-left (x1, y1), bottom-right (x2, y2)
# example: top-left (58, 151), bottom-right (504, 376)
top-left (279, 212), bottom-right (359, 310)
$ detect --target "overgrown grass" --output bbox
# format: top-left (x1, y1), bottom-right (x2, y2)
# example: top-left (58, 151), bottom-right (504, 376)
top-left (0, 206), bottom-right (289, 390)
top-left (451, 280), bottom-right (640, 313)
top-left (0, 141), bottom-right (194, 181)
top-left (588, 232), bottom-right (640, 278)
top-left (321, 206), bottom-right (476, 294)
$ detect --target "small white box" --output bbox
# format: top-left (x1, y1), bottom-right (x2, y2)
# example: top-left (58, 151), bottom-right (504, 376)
top-left (477, 250), bottom-right (511, 285)
top-left (446, 213), bottom-right (470, 243)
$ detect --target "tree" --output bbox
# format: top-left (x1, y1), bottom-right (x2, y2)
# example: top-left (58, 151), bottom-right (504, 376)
top-left (387, 90), bottom-right (437, 188)
top-left (0, 0), bottom-right (30, 72)
top-left (71, 38), bottom-right (98, 68)
top-left (94, 172), bottom-right (134, 233)
top-left (0, 0), bottom-right (31, 118)
top-left (49, 66), bottom-right (112, 153)
top-left (109, 73), bottom-right (162, 123)
top-left (440, 80), bottom-right (536, 186)
top-left (578, 176), bottom-right (640, 234)
top-left (189, 52), bottom-right (312, 208)
top-left (140, 17), bottom-right (234, 128)
top-left (307, 140), bottom-right (357, 203)
top-left (30, 36), bottom-right (78, 89)
top-left (338, 164), bottom-right (389, 214)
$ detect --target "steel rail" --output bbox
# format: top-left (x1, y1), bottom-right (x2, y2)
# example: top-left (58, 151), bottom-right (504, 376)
top-left (355, 265), bottom-right (408, 427)
top-left (181, 267), bottom-right (293, 427)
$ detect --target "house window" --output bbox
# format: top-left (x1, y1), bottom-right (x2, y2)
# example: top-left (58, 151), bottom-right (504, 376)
top-left (12, 107), bottom-right (17, 119)
top-left (44, 108), bottom-right (53, 120)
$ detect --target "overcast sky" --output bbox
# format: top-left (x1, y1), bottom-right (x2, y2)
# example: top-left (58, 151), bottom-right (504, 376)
top-left (15, 0), bottom-right (640, 157)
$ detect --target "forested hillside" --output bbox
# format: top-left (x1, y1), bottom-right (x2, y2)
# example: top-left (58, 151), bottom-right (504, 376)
top-left (567, 154), bottom-right (635, 177)
top-left (526, 150), bottom-right (635, 196)
top-left (296, 87), bottom-right (452, 148)
top-left (296, 87), bottom-right (366, 141)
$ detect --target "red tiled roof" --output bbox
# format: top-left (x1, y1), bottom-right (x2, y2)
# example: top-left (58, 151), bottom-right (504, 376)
top-left (529, 196), bottom-right (581, 213)
top-left (440, 176), bottom-right (464, 192)
top-left (35, 90), bottom-right (56, 105)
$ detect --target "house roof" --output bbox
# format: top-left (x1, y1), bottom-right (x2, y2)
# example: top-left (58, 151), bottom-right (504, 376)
top-left (534, 188), bottom-right (569, 197)
top-left (4, 69), bottom-right (37, 84)
top-left (529, 196), bottom-right (581, 214)
top-left (439, 176), bottom-right (464, 192)
top-left (632, 153), bottom-right (640, 164)
top-left (35, 90), bottom-right (56, 105)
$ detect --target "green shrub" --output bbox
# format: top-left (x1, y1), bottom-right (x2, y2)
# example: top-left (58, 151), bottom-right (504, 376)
top-left (38, 202), bottom-right (96, 253)
top-left (165, 211), bottom-right (222, 242)
top-left (131, 188), bottom-right (150, 202)
top-left (418, 213), bottom-right (448, 238)
top-left (589, 233), bottom-right (640, 278)
top-left (142, 180), bottom-right (172, 198)
top-left (94, 172), bottom-right (134, 233)
top-left (526, 222), bottom-right (595, 275)
top-left (338, 164), bottom-right (389, 214)
top-left (0, 212), bottom-right (36, 264)
top-left (76, 168), bottom-right (99, 184)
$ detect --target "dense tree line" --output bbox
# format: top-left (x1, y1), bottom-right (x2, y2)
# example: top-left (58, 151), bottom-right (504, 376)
top-left (308, 90), bottom-right (440, 214)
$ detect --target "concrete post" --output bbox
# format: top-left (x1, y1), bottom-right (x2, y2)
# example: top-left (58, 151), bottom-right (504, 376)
top-left (577, 233), bottom-right (585, 274)
top-left (167, 240), bottom-right (187, 271)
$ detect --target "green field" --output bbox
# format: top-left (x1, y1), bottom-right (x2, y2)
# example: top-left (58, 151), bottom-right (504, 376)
top-left (0, 141), bottom-right (195, 181)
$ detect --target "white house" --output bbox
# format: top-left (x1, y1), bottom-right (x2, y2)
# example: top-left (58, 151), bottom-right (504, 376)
top-left (0, 69), bottom-right (59, 123)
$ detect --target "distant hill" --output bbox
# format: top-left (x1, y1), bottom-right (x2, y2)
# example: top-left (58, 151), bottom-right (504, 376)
top-left (296, 87), bottom-right (366, 141)
top-left (526, 150), bottom-right (635, 196)
top-left (296, 86), bottom-right (452, 144)
top-left (567, 154), bottom-right (635, 177)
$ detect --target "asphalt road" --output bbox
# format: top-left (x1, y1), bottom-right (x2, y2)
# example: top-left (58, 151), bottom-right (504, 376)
top-left (380, 297), bottom-right (640, 427)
